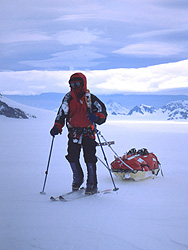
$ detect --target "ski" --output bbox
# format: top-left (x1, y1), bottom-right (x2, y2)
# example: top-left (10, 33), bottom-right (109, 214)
top-left (50, 188), bottom-right (114, 202)
top-left (50, 187), bottom-right (85, 201)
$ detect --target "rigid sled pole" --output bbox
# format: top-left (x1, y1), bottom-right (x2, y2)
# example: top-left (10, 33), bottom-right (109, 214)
top-left (94, 124), bottom-right (119, 191)
top-left (97, 130), bottom-right (134, 171)
top-left (97, 156), bottom-right (109, 170)
top-left (40, 136), bottom-right (55, 194)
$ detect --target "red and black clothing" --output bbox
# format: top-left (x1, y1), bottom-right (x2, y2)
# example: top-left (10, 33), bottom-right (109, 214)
top-left (55, 91), bottom-right (107, 140)
top-left (51, 72), bottom-right (107, 193)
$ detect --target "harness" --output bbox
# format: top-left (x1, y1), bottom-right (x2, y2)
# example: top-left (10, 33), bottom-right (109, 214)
top-left (68, 126), bottom-right (94, 144)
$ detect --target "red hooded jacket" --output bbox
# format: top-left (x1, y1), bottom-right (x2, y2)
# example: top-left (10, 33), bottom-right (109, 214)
top-left (54, 73), bottom-right (107, 137)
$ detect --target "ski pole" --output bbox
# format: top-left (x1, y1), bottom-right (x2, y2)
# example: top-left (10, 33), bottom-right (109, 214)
top-left (97, 156), bottom-right (109, 170)
top-left (40, 136), bottom-right (55, 194)
top-left (94, 124), bottom-right (119, 191)
top-left (97, 130), bottom-right (134, 171)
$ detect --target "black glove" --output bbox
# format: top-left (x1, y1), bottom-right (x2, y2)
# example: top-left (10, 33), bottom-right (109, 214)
top-left (88, 113), bottom-right (98, 123)
top-left (50, 124), bottom-right (62, 137)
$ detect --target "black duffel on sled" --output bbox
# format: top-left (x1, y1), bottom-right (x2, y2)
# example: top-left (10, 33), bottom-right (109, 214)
top-left (111, 148), bottom-right (161, 181)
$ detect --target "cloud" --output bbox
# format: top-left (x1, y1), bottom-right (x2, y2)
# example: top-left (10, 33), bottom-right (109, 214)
top-left (1, 60), bottom-right (188, 95)
top-left (54, 29), bottom-right (100, 45)
top-left (0, 31), bottom-right (51, 44)
top-left (129, 26), bottom-right (188, 40)
top-left (0, 70), bottom-right (72, 95)
top-left (1, 0), bottom-right (188, 71)
top-left (113, 42), bottom-right (184, 57)
top-left (20, 47), bottom-right (105, 70)
top-left (55, 13), bottom-right (98, 22)
top-left (157, 0), bottom-right (188, 9)
top-left (0, 29), bottom-right (100, 46)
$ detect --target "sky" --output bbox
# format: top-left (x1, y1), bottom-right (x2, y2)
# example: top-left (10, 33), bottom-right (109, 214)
top-left (0, 0), bottom-right (188, 95)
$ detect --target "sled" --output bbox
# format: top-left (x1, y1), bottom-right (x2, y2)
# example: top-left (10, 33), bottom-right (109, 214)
top-left (110, 148), bottom-right (161, 181)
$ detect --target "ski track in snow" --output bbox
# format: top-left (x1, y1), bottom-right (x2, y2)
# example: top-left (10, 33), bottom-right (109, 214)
top-left (0, 106), bottom-right (188, 250)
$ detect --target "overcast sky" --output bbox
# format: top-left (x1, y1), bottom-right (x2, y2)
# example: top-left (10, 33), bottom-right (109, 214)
top-left (0, 0), bottom-right (188, 95)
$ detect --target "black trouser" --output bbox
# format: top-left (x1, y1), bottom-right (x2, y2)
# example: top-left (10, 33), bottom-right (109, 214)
top-left (66, 135), bottom-right (98, 187)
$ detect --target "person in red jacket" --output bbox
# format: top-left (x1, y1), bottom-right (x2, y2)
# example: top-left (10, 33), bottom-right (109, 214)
top-left (50, 72), bottom-right (107, 194)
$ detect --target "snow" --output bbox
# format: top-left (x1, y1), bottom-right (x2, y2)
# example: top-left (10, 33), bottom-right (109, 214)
top-left (0, 101), bottom-right (188, 250)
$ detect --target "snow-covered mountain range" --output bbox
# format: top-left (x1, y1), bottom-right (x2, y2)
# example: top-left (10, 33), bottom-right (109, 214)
top-left (1, 93), bottom-right (188, 121)
top-left (5, 93), bottom-right (188, 110)
top-left (107, 100), bottom-right (188, 120)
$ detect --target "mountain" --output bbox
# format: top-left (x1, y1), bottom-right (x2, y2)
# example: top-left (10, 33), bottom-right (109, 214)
top-left (4, 93), bottom-right (64, 111)
top-left (128, 104), bottom-right (156, 115)
top-left (107, 101), bottom-right (188, 120)
top-left (4, 93), bottom-right (188, 110)
top-left (0, 100), bottom-right (29, 119)
top-left (162, 100), bottom-right (188, 120)
top-left (106, 102), bottom-right (129, 115)
top-left (2, 93), bottom-right (188, 121)
top-left (0, 94), bottom-right (53, 119)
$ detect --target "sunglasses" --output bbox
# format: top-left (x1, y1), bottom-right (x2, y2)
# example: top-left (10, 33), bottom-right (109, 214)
top-left (69, 81), bottom-right (82, 89)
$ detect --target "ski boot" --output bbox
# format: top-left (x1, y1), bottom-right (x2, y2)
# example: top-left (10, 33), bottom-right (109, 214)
top-left (85, 184), bottom-right (98, 195)
top-left (85, 163), bottom-right (98, 195)
top-left (70, 162), bottom-right (84, 191)
top-left (72, 180), bottom-right (84, 191)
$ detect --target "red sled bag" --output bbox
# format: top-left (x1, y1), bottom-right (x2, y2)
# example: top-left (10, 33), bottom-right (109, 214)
top-left (111, 148), bottom-right (161, 181)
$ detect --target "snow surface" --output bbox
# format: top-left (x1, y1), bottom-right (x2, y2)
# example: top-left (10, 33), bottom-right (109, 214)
top-left (0, 102), bottom-right (188, 250)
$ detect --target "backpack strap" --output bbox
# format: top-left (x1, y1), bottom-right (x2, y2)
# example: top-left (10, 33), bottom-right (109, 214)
top-left (85, 90), bottom-right (92, 113)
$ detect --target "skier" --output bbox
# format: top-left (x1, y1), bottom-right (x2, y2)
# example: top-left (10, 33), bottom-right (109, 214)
top-left (50, 72), bottom-right (107, 194)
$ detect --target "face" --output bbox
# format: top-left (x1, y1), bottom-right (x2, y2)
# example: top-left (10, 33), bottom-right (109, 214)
top-left (69, 80), bottom-right (84, 97)
top-left (69, 81), bottom-right (82, 89)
